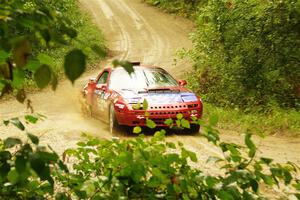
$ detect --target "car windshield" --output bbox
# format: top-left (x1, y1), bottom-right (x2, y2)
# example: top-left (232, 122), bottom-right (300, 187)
top-left (109, 67), bottom-right (178, 91)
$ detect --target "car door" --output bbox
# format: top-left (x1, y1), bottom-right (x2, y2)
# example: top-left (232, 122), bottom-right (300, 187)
top-left (93, 70), bottom-right (109, 120)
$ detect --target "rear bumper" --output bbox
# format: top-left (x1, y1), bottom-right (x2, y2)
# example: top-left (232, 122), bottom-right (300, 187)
top-left (115, 102), bottom-right (203, 127)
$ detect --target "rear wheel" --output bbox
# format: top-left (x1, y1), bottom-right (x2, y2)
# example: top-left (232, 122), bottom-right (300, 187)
top-left (109, 104), bottom-right (120, 134)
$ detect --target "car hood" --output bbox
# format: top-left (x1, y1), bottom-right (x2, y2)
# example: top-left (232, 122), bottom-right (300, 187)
top-left (116, 87), bottom-right (198, 104)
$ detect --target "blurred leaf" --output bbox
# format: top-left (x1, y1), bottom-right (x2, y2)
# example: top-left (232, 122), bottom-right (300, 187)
top-left (209, 114), bottom-right (219, 126)
top-left (143, 98), bottom-right (148, 110)
top-left (181, 119), bottom-right (190, 129)
top-left (0, 50), bottom-right (10, 64)
top-left (27, 133), bottom-right (39, 144)
top-left (206, 156), bottom-right (223, 163)
top-left (218, 190), bottom-right (234, 200)
top-left (245, 134), bottom-right (256, 158)
top-left (164, 118), bottom-right (173, 125)
top-left (4, 137), bottom-right (22, 148)
top-left (91, 44), bottom-right (107, 58)
top-left (37, 53), bottom-right (55, 66)
top-left (34, 64), bottom-right (52, 89)
top-left (64, 49), bottom-right (86, 84)
top-left (113, 60), bottom-right (134, 75)
top-left (15, 155), bottom-right (26, 174)
top-left (25, 115), bottom-right (38, 124)
top-left (10, 118), bottom-right (25, 131)
top-left (146, 119), bottom-right (156, 129)
top-left (25, 60), bottom-right (40, 71)
top-left (176, 113), bottom-right (183, 119)
top-left (12, 69), bottom-right (25, 88)
top-left (133, 126), bottom-right (142, 134)
top-left (62, 26), bottom-right (77, 39)
top-left (16, 89), bottom-right (26, 103)
top-left (51, 73), bottom-right (58, 91)
top-left (260, 157), bottom-right (273, 165)
top-left (12, 38), bottom-right (31, 68)
top-left (7, 169), bottom-right (19, 184)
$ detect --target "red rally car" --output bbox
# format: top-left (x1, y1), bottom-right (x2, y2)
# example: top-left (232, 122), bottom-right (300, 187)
top-left (81, 63), bottom-right (203, 134)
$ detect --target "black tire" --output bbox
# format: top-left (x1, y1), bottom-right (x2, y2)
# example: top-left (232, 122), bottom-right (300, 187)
top-left (187, 124), bottom-right (200, 134)
top-left (109, 104), bottom-right (120, 134)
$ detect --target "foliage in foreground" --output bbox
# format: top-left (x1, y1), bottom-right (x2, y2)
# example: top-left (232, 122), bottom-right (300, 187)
top-left (1, 116), bottom-right (300, 199)
top-left (0, 0), bottom-right (106, 102)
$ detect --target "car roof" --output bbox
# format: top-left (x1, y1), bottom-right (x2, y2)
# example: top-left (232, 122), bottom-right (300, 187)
top-left (104, 65), bottom-right (165, 72)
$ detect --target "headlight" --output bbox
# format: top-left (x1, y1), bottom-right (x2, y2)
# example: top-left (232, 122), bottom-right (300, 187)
top-left (181, 94), bottom-right (198, 102)
top-left (115, 103), bottom-right (125, 109)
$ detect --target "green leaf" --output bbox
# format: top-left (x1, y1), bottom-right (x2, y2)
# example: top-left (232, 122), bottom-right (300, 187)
top-left (113, 60), bottom-right (134, 75)
top-left (132, 102), bottom-right (141, 110)
top-left (12, 38), bottom-right (31, 68)
top-left (218, 190), bottom-right (235, 200)
top-left (293, 183), bottom-right (300, 190)
top-left (146, 119), bottom-right (156, 129)
top-left (250, 179), bottom-right (259, 192)
top-left (133, 126), bottom-right (142, 134)
top-left (37, 151), bottom-right (59, 162)
top-left (181, 119), bottom-right (190, 129)
top-left (0, 50), bottom-right (10, 64)
top-left (7, 169), bottom-right (19, 184)
top-left (64, 49), bottom-right (86, 84)
top-left (245, 134), bottom-right (256, 158)
top-left (164, 118), bottom-right (173, 126)
top-left (12, 68), bottom-right (25, 88)
top-left (91, 44), bottom-right (107, 58)
top-left (34, 64), bottom-right (52, 89)
top-left (206, 156), bottom-right (223, 163)
top-left (25, 115), bottom-right (38, 124)
top-left (37, 53), bottom-right (55, 66)
top-left (51, 73), bottom-right (58, 91)
top-left (4, 137), bottom-right (22, 148)
top-left (15, 155), bottom-right (26, 174)
top-left (176, 113), bottom-right (183, 119)
top-left (10, 118), bottom-right (25, 131)
top-left (143, 98), bottom-right (148, 110)
top-left (27, 133), bottom-right (39, 144)
top-left (25, 60), bottom-right (40, 71)
top-left (206, 176), bottom-right (218, 188)
top-left (62, 26), bottom-right (77, 39)
top-left (3, 120), bottom-right (9, 126)
top-left (260, 157), bottom-right (273, 165)
top-left (16, 89), bottom-right (26, 103)
top-left (209, 114), bottom-right (219, 126)
top-left (188, 151), bottom-right (197, 162)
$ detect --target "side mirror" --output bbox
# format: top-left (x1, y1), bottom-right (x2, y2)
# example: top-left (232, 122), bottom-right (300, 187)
top-left (96, 84), bottom-right (107, 91)
top-left (178, 79), bottom-right (187, 86)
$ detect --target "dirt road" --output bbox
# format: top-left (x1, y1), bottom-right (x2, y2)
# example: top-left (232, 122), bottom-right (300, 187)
top-left (0, 0), bottom-right (299, 171)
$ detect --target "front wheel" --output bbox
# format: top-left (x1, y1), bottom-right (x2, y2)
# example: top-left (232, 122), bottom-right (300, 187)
top-left (187, 124), bottom-right (200, 134)
top-left (109, 104), bottom-right (120, 134)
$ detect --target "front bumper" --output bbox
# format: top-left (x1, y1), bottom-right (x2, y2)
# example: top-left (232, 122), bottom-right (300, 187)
top-left (115, 102), bottom-right (203, 127)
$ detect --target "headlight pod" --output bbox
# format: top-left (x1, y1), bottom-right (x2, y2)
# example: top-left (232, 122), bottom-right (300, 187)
top-left (115, 103), bottom-right (126, 109)
top-left (181, 94), bottom-right (198, 102)
top-left (124, 97), bottom-right (141, 104)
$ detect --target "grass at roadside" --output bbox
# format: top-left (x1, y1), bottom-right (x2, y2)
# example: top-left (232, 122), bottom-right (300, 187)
top-left (203, 103), bottom-right (300, 136)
